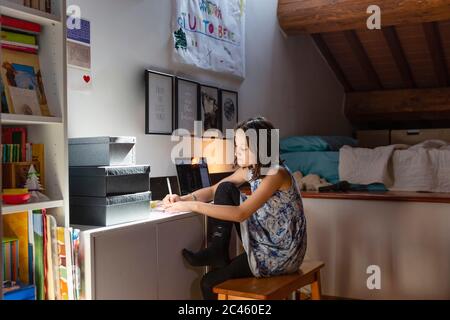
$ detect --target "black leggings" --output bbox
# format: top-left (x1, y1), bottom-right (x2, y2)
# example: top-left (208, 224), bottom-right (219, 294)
top-left (200, 182), bottom-right (254, 300)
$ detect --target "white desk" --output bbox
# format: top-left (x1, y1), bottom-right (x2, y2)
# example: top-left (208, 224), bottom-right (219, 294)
top-left (75, 211), bottom-right (206, 300)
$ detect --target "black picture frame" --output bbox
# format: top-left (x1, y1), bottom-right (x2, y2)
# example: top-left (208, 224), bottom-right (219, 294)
top-left (145, 70), bottom-right (175, 135)
top-left (220, 89), bottom-right (239, 134)
top-left (175, 77), bottom-right (200, 137)
top-left (200, 85), bottom-right (222, 133)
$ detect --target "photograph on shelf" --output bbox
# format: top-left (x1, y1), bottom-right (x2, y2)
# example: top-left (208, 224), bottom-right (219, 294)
top-left (220, 90), bottom-right (239, 134)
top-left (145, 70), bottom-right (174, 135)
top-left (200, 85), bottom-right (221, 132)
top-left (175, 77), bottom-right (199, 136)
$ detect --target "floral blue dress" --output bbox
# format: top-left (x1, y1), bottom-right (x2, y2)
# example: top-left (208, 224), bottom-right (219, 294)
top-left (240, 165), bottom-right (307, 278)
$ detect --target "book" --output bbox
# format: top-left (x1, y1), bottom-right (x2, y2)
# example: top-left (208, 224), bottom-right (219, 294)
top-left (45, 0), bottom-right (51, 13)
top-left (3, 212), bottom-right (31, 284)
top-left (2, 237), bottom-right (19, 282)
top-left (71, 229), bottom-right (81, 300)
top-left (3, 127), bottom-right (27, 161)
top-left (3, 283), bottom-right (36, 300)
top-left (46, 215), bottom-right (60, 300)
top-left (65, 228), bottom-right (75, 300)
top-left (57, 227), bottom-right (69, 300)
top-left (32, 143), bottom-right (45, 188)
top-left (31, 0), bottom-right (40, 10)
top-left (1, 30), bottom-right (37, 46)
top-left (0, 15), bottom-right (41, 34)
top-left (1, 43), bottom-right (39, 54)
top-left (1, 48), bottom-right (51, 116)
top-left (32, 211), bottom-right (45, 300)
top-left (1, 40), bottom-right (39, 50)
top-left (1, 76), bottom-right (10, 113)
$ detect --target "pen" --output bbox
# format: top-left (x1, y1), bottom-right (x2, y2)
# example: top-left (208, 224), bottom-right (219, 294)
top-left (167, 177), bottom-right (172, 196)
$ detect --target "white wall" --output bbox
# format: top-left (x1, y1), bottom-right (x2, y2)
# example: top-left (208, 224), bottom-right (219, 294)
top-left (67, 0), bottom-right (350, 177)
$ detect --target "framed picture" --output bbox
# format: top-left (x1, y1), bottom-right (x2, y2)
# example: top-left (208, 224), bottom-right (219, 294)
top-left (200, 85), bottom-right (221, 132)
top-left (220, 90), bottom-right (239, 133)
top-left (175, 77), bottom-right (200, 136)
top-left (145, 70), bottom-right (174, 135)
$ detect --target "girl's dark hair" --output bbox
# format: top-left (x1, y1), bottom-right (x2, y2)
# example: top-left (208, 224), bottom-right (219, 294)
top-left (234, 116), bottom-right (283, 181)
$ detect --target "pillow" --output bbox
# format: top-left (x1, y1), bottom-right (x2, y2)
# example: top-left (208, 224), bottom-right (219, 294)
top-left (280, 137), bottom-right (330, 153)
top-left (280, 136), bottom-right (358, 153)
top-left (282, 151), bottom-right (340, 184)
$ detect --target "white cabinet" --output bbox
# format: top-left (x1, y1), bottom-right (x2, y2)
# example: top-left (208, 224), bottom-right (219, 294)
top-left (157, 215), bottom-right (205, 300)
top-left (80, 213), bottom-right (205, 300)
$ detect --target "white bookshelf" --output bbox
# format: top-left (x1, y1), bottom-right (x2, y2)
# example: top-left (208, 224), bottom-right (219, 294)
top-left (1, 0), bottom-right (68, 300)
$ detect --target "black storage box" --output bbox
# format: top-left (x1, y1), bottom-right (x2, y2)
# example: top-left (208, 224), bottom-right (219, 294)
top-left (69, 165), bottom-right (151, 197)
top-left (69, 136), bottom-right (136, 167)
top-left (70, 191), bottom-right (152, 227)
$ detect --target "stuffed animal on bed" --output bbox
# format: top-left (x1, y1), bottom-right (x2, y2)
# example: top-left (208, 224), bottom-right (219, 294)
top-left (293, 171), bottom-right (332, 192)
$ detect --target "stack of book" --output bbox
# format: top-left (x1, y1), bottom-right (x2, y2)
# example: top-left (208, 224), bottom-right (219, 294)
top-left (2, 210), bottom-right (81, 300)
top-left (0, 15), bottom-right (52, 116)
top-left (2, 127), bottom-right (46, 190)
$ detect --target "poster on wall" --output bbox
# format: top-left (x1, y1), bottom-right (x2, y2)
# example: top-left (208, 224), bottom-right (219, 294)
top-left (220, 90), bottom-right (238, 133)
top-left (200, 85), bottom-right (221, 132)
top-left (172, 0), bottom-right (246, 78)
top-left (176, 78), bottom-right (199, 136)
top-left (146, 71), bottom-right (174, 135)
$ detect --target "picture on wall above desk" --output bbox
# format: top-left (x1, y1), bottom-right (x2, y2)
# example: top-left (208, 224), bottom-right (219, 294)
top-left (220, 90), bottom-right (239, 133)
top-left (175, 78), bottom-right (199, 136)
top-left (200, 85), bottom-right (221, 132)
top-left (145, 70), bottom-right (174, 135)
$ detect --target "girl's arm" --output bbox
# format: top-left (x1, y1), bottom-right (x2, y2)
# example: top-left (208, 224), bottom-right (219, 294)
top-left (165, 168), bottom-right (290, 223)
top-left (163, 167), bottom-right (248, 204)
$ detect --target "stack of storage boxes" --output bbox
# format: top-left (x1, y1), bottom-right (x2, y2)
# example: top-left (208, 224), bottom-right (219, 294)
top-left (69, 137), bottom-right (152, 227)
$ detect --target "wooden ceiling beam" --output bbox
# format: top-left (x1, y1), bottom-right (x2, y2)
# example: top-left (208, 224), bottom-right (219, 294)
top-left (382, 26), bottom-right (416, 88)
top-left (345, 87), bottom-right (450, 124)
top-left (311, 33), bottom-right (353, 92)
top-left (423, 22), bottom-right (450, 87)
top-left (344, 30), bottom-right (383, 90)
top-left (278, 0), bottom-right (450, 35)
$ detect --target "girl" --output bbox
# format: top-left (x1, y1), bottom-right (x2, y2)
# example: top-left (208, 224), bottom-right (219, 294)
top-left (163, 117), bottom-right (307, 300)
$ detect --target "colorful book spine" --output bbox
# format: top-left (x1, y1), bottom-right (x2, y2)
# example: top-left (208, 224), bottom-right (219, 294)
top-left (0, 15), bottom-right (42, 34)
top-left (57, 227), bottom-right (69, 300)
top-left (32, 211), bottom-right (45, 300)
top-left (2, 127), bottom-right (27, 161)
top-left (2, 238), bottom-right (19, 282)
top-left (2, 212), bottom-right (31, 285)
top-left (1, 30), bottom-right (37, 46)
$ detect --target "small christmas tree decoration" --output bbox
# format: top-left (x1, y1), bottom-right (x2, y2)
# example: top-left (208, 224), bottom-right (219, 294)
top-left (24, 164), bottom-right (50, 202)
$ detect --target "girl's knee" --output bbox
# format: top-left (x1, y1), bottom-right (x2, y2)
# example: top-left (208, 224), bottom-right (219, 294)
top-left (216, 182), bottom-right (237, 194)
top-left (215, 182), bottom-right (240, 205)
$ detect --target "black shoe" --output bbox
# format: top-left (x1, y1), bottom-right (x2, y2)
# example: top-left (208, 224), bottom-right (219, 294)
top-left (182, 248), bottom-right (230, 269)
top-left (182, 218), bottom-right (232, 268)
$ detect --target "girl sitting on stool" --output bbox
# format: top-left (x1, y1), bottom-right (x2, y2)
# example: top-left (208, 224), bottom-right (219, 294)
top-left (163, 117), bottom-right (307, 300)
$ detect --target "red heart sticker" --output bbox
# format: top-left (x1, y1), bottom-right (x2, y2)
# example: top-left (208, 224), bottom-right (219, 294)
top-left (83, 75), bottom-right (91, 83)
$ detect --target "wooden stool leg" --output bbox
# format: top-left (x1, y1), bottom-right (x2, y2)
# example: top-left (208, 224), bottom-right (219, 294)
top-left (310, 271), bottom-right (322, 300)
top-left (218, 294), bottom-right (228, 300)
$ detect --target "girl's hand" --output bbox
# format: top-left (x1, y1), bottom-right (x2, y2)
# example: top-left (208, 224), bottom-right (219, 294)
top-left (163, 201), bottom-right (195, 213)
top-left (162, 194), bottom-right (182, 206)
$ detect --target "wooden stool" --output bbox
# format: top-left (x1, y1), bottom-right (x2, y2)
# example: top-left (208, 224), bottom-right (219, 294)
top-left (213, 260), bottom-right (324, 300)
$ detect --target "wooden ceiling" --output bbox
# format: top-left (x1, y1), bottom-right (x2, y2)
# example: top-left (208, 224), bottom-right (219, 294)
top-left (278, 0), bottom-right (450, 129)
top-left (312, 21), bottom-right (450, 92)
